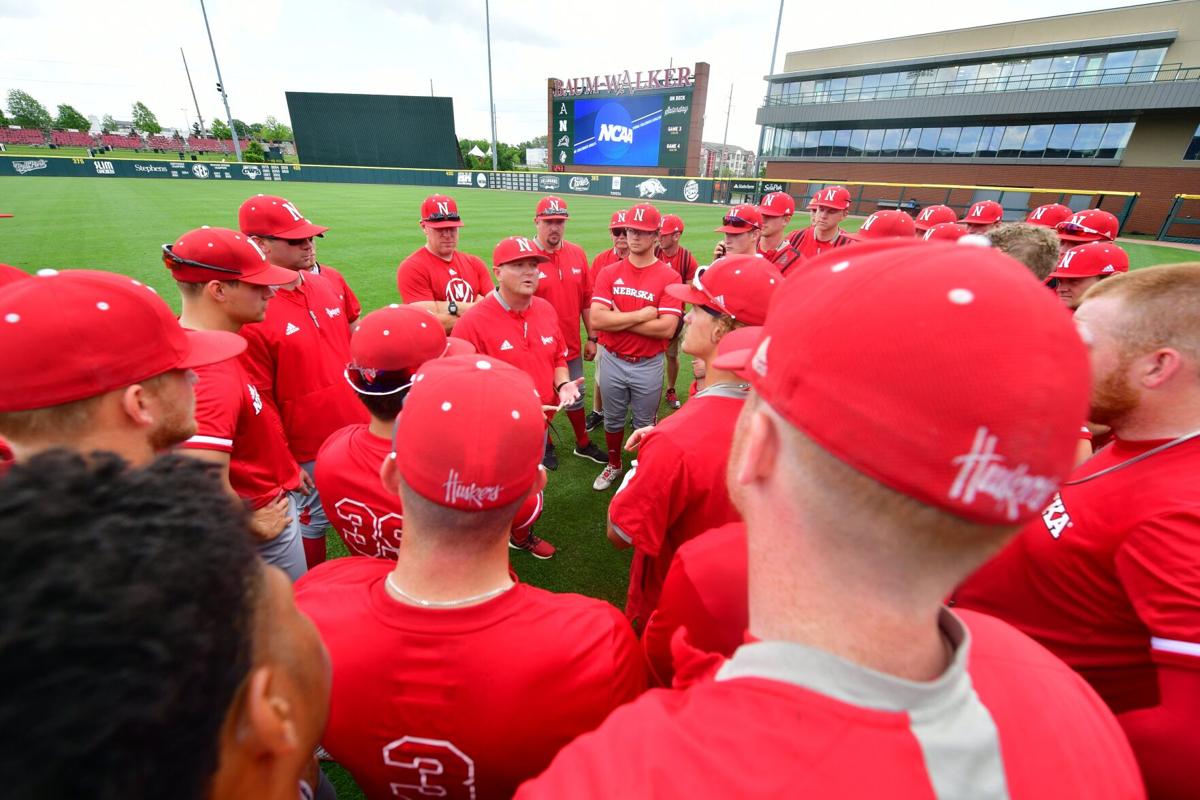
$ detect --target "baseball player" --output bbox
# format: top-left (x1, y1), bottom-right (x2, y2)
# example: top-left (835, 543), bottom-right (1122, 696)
top-left (517, 240), bottom-right (1142, 800)
top-left (585, 209), bottom-right (631, 431)
top-left (239, 194), bottom-right (368, 569)
top-left (986, 222), bottom-right (1062, 282)
top-left (1048, 241), bottom-right (1130, 310)
top-left (960, 199), bottom-right (1004, 234)
top-left (169, 226), bottom-right (310, 581)
top-left (0, 269), bottom-right (244, 466)
top-left (712, 204), bottom-right (763, 259)
top-left (756, 191), bottom-right (802, 275)
top-left (913, 203), bottom-right (958, 234)
top-left (786, 185), bottom-right (854, 262)
top-left (1055, 208), bottom-right (1120, 256)
top-left (1026, 202), bottom-right (1074, 230)
top-left (317, 304), bottom-right (545, 560)
top-left (844, 209), bottom-right (916, 240)
top-left (295, 356), bottom-right (645, 800)
top-left (311, 238), bottom-right (361, 323)
top-left (529, 196), bottom-right (604, 469)
top-left (655, 214), bottom-right (698, 409)
top-left (956, 263), bottom-right (1200, 799)
top-left (396, 194), bottom-right (494, 333)
top-left (607, 256), bottom-right (782, 633)
top-left (589, 203), bottom-right (683, 491)
top-left (923, 221), bottom-right (971, 241)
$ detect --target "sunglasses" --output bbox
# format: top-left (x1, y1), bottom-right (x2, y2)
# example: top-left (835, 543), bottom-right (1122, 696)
top-left (424, 212), bottom-right (462, 223)
top-left (611, 228), bottom-right (628, 237)
top-left (261, 235), bottom-right (313, 247)
top-left (1058, 223), bottom-right (1107, 239)
top-left (343, 366), bottom-right (416, 397)
top-left (161, 244), bottom-right (244, 276)
top-left (721, 216), bottom-right (755, 229)
top-left (698, 305), bottom-right (724, 317)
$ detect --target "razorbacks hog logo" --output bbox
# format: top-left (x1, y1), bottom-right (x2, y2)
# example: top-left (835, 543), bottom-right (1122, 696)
top-left (637, 178), bottom-right (667, 198)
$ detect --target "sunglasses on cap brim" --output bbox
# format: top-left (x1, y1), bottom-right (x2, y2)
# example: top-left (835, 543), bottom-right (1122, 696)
top-left (343, 366), bottom-right (416, 397)
top-left (424, 212), bottom-right (462, 223)
top-left (161, 244), bottom-right (244, 276)
top-left (721, 216), bottom-right (757, 230)
top-left (1058, 223), bottom-right (1108, 239)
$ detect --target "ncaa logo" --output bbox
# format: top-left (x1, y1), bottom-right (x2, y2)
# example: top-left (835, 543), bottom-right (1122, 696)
top-left (593, 101), bottom-right (635, 161)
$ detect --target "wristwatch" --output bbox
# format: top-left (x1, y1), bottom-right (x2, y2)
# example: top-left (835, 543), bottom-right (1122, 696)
top-left (587, 336), bottom-right (598, 343)
top-left (447, 297), bottom-right (459, 317)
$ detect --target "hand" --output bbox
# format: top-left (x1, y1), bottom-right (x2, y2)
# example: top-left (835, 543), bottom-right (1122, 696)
top-left (584, 340), bottom-right (597, 361)
top-left (640, 306), bottom-right (659, 322)
top-left (712, 241), bottom-right (726, 260)
top-left (693, 358), bottom-right (707, 380)
top-left (557, 377), bottom-right (584, 408)
top-left (296, 468), bottom-right (314, 496)
top-left (625, 425), bottom-right (655, 451)
top-left (249, 493), bottom-right (292, 541)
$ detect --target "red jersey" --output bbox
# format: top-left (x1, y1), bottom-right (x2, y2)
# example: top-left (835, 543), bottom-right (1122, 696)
top-left (396, 247), bottom-right (493, 305)
top-left (589, 247), bottom-right (624, 281)
top-left (239, 272), bottom-right (367, 463)
top-left (454, 293), bottom-right (566, 406)
top-left (184, 356), bottom-right (300, 508)
top-left (311, 263), bottom-right (361, 323)
top-left (532, 239), bottom-right (590, 361)
top-left (956, 436), bottom-right (1200, 714)
top-left (294, 557), bottom-right (646, 800)
top-left (315, 424), bottom-right (545, 560)
top-left (590, 258), bottom-right (683, 359)
top-left (517, 610), bottom-right (1143, 800)
top-left (758, 239), bottom-right (803, 277)
top-left (608, 386), bottom-right (746, 628)
top-left (643, 522), bottom-right (748, 687)
top-left (786, 226), bottom-right (854, 266)
top-left (655, 246), bottom-right (699, 284)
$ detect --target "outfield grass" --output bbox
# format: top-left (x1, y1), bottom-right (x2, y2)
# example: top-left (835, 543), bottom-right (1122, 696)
top-left (0, 144), bottom-right (297, 163)
top-left (1, 177), bottom-right (1194, 798)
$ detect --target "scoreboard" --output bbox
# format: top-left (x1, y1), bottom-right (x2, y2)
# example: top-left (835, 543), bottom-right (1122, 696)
top-left (552, 87), bottom-right (693, 170)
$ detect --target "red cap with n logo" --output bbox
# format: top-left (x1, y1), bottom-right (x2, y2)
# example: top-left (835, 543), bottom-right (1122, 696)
top-left (238, 194), bottom-right (329, 239)
top-left (535, 196), bottom-right (569, 217)
top-left (624, 203), bottom-right (661, 232)
top-left (493, 236), bottom-right (551, 267)
top-left (420, 195), bottom-right (465, 228)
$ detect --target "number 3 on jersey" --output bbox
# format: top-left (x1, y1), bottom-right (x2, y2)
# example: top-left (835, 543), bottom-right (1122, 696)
top-left (383, 737), bottom-right (476, 799)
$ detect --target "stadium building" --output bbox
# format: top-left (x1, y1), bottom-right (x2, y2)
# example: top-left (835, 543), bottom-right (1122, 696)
top-left (758, 0), bottom-right (1200, 234)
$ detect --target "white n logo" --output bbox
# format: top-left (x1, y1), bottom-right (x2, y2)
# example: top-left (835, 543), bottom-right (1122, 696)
top-left (514, 237), bottom-right (533, 253)
top-left (549, 200), bottom-right (561, 211)
top-left (633, 208), bottom-right (645, 221)
top-left (616, 211), bottom-right (627, 223)
top-left (972, 204), bottom-right (983, 217)
top-left (825, 189), bottom-right (836, 201)
top-left (862, 214), bottom-right (877, 230)
top-left (763, 194), bottom-right (775, 206)
top-left (246, 238), bottom-right (267, 260)
top-left (919, 207), bottom-right (934, 220)
top-left (1068, 214), bottom-right (1086, 226)
top-left (436, 201), bottom-right (450, 216)
top-left (729, 207), bottom-right (741, 218)
top-left (1060, 250), bottom-right (1078, 270)
top-left (1031, 207), bottom-right (1046, 220)
top-left (281, 201), bottom-right (303, 222)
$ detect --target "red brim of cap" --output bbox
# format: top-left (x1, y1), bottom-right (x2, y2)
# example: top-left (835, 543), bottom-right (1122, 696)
top-left (536, 211), bottom-right (569, 218)
top-left (423, 219), bottom-right (464, 229)
top-left (809, 202), bottom-right (847, 211)
top-left (273, 220), bottom-right (329, 239)
top-left (1048, 267), bottom-right (1103, 279)
top-left (496, 253), bottom-right (551, 267)
top-left (443, 337), bottom-right (477, 357)
top-left (1056, 232), bottom-right (1105, 243)
top-left (665, 282), bottom-right (709, 306)
top-left (710, 326), bottom-right (766, 376)
top-left (178, 329), bottom-right (247, 369)
top-left (239, 262), bottom-right (298, 286)
top-left (624, 224), bottom-right (658, 232)
top-left (757, 208), bottom-right (788, 217)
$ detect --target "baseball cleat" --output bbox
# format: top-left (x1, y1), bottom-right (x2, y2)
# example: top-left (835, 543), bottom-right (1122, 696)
top-left (585, 410), bottom-right (604, 432)
top-left (573, 442), bottom-right (608, 464)
top-left (665, 388), bottom-right (681, 409)
top-left (509, 531), bottom-right (556, 559)
top-left (592, 464), bottom-right (622, 491)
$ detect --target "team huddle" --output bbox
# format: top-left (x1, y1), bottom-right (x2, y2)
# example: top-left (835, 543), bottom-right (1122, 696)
top-left (0, 184), bottom-right (1195, 799)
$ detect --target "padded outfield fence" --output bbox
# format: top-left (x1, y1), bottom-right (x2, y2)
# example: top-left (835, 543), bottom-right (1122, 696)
top-left (1158, 194), bottom-right (1200, 245)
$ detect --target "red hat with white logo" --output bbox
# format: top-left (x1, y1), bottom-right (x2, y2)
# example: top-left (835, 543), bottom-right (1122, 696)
top-left (0, 269), bottom-right (245, 412)
top-left (163, 227), bottom-right (296, 285)
top-left (535, 196), bottom-right (569, 218)
top-left (493, 236), bottom-right (551, 268)
top-left (624, 203), bottom-right (661, 232)
top-left (1049, 242), bottom-right (1130, 279)
top-left (1056, 209), bottom-right (1119, 243)
top-left (393, 355), bottom-right (545, 510)
top-left (924, 222), bottom-right (971, 242)
top-left (344, 304), bottom-right (452, 396)
top-left (914, 204), bottom-right (958, 232)
top-left (660, 214), bottom-right (685, 236)
top-left (420, 195), bottom-right (465, 229)
top-left (961, 200), bottom-right (1004, 225)
top-left (610, 209), bottom-right (629, 232)
top-left (845, 209), bottom-right (916, 241)
top-left (759, 192), bottom-right (796, 218)
top-left (1026, 203), bottom-right (1073, 229)
top-left (715, 204), bottom-right (763, 234)
top-left (713, 239), bottom-right (1089, 524)
top-left (238, 194), bottom-right (329, 239)
top-left (666, 254), bottom-right (784, 326)
top-left (808, 186), bottom-right (851, 211)
top-left (0, 264), bottom-right (30, 288)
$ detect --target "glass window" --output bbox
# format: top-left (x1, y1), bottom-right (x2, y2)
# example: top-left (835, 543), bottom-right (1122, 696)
top-left (977, 62), bottom-right (1002, 90)
top-left (975, 126), bottom-right (998, 157)
top-left (832, 129), bottom-right (851, 157)
top-left (845, 75), bottom-right (863, 101)
top-left (1027, 58), bottom-right (1054, 90)
top-left (864, 128), bottom-right (884, 157)
top-left (1050, 55), bottom-right (1080, 88)
top-left (1070, 123), bottom-right (1105, 158)
top-left (1098, 121), bottom-right (1134, 158)
top-left (816, 129), bottom-right (836, 157)
top-left (860, 73), bottom-right (880, 100)
top-left (880, 128), bottom-right (902, 157)
top-left (848, 129), bottom-right (867, 156)
top-left (899, 128), bottom-right (921, 157)
top-left (800, 80), bottom-right (815, 99)
top-left (1101, 50), bottom-right (1136, 85)
top-left (896, 71), bottom-right (918, 99)
top-left (954, 64), bottom-right (980, 93)
top-left (1045, 124), bottom-right (1079, 158)
top-left (801, 130), bottom-right (821, 158)
top-left (935, 66), bottom-right (958, 85)
top-left (1022, 124), bottom-right (1053, 158)
top-left (828, 77), bottom-right (847, 102)
top-left (1132, 47), bottom-right (1167, 82)
top-left (956, 127), bottom-right (983, 157)
top-left (917, 127), bottom-right (940, 157)
top-left (998, 125), bottom-right (1028, 158)
top-left (936, 127), bottom-right (960, 157)
top-left (1076, 55), bottom-right (1105, 86)
top-left (1185, 123), bottom-right (1200, 161)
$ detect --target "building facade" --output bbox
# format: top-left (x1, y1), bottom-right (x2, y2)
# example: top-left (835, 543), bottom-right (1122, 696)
top-left (758, 1), bottom-right (1200, 234)
top-left (698, 142), bottom-right (756, 177)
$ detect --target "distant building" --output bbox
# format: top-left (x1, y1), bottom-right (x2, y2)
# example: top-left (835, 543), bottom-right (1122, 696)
top-left (699, 141), bottom-right (755, 177)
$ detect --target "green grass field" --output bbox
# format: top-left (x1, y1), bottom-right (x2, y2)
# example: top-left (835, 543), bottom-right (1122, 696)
top-left (1, 176), bottom-right (1194, 797)
top-left (0, 144), bottom-right (297, 163)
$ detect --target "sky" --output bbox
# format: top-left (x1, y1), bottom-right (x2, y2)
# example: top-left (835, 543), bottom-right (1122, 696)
top-left (0, 0), bottom-right (1163, 152)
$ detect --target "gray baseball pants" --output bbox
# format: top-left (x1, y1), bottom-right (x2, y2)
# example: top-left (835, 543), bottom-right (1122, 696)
top-left (258, 493), bottom-right (308, 582)
top-left (598, 349), bottom-right (663, 433)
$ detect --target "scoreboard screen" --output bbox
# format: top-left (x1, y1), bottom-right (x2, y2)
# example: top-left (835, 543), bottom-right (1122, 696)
top-left (552, 88), bottom-right (692, 169)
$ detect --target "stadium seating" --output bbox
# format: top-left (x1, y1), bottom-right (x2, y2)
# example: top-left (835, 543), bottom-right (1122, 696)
top-left (51, 131), bottom-right (96, 147)
top-left (186, 137), bottom-right (235, 153)
top-left (147, 135), bottom-right (183, 151)
top-left (100, 134), bottom-right (144, 150)
top-left (0, 128), bottom-right (47, 145)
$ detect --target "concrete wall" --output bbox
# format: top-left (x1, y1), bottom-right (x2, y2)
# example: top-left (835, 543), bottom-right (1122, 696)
top-left (1123, 110), bottom-right (1200, 166)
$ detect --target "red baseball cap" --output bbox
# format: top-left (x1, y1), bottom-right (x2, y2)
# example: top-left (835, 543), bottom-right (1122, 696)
top-left (535, 196), bottom-right (568, 218)
top-left (393, 355), bottom-right (544, 510)
top-left (238, 195), bottom-right (328, 239)
top-left (666, 255), bottom-right (784, 326)
top-left (610, 209), bottom-right (629, 231)
top-left (1049, 242), bottom-right (1130, 279)
top-left (715, 204), bottom-right (763, 234)
top-left (0, 264), bottom-right (30, 288)
top-left (759, 192), bottom-right (796, 217)
top-left (351, 304), bottom-right (447, 374)
top-left (962, 200), bottom-right (1004, 225)
top-left (1056, 209), bottom-right (1119, 243)
top-left (444, 337), bottom-right (477, 357)
top-left (1026, 203), bottom-right (1073, 229)
top-left (660, 214), bottom-right (685, 236)
top-left (924, 222), bottom-right (971, 242)
top-left (808, 186), bottom-right (851, 211)
top-left (845, 210), bottom-right (916, 241)
top-left (493, 236), bottom-right (550, 268)
top-left (163, 227), bottom-right (296, 285)
top-left (0, 270), bottom-right (245, 412)
top-left (914, 205), bottom-right (957, 231)
top-left (420, 195), bottom-right (464, 228)
top-left (625, 203), bottom-right (661, 232)
top-left (714, 239), bottom-right (1089, 525)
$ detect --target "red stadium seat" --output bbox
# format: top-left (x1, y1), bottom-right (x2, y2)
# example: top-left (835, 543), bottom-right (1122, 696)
top-left (51, 131), bottom-right (96, 147)
top-left (100, 134), bottom-right (144, 150)
top-left (0, 128), bottom-right (48, 145)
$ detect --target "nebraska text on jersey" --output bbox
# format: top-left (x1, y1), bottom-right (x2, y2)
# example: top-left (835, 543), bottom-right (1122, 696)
top-left (612, 286), bottom-right (659, 302)
top-left (948, 427), bottom-right (1058, 521)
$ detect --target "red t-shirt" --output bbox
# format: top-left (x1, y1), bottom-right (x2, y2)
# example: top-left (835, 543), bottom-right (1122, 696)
top-left (590, 258), bottom-right (683, 359)
top-left (786, 226), bottom-right (853, 266)
top-left (311, 263), bottom-right (361, 323)
top-left (239, 272), bottom-right (367, 463)
top-left (643, 522), bottom-right (748, 687)
top-left (453, 293), bottom-right (567, 406)
top-left (315, 424), bottom-right (545, 559)
top-left (184, 356), bottom-right (300, 508)
top-left (589, 247), bottom-right (624, 281)
top-left (396, 247), bottom-right (494, 304)
top-left (533, 239), bottom-right (590, 361)
top-left (294, 557), bottom-right (646, 800)
top-left (758, 239), bottom-right (804, 277)
top-left (655, 246), bottom-right (699, 285)
top-left (956, 436), bottom-right (1200, 714)
top-left (608, 387), bottom-right (746, 628)
top-left (517, 610), bottom-right (1143, 800)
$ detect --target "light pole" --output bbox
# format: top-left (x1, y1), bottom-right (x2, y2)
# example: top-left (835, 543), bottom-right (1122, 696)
top-left (755, 0), bottom-right (786, 179)
top-left (199, 0), bottom-right (242, 160)
top-left (484, 0), bottom-right (499, 171)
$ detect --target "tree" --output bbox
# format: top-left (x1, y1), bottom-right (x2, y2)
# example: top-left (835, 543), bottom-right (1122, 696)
top-left (191, 122), bottom-right (202, 137)
top-left (230, 119), bottom-right (250, 139)
top-left (101, 114), bottom-right (117, 134)
top-left (54, 104), bottom-right (90, 131)
top-left (242, 141), bottom-right (266, 163)
top-left (458, 137), bottom-right (523, 171)
top-left (131, 101), bottom-right (161, 135)
top-left (249, 122), bottom-right (266, 140)
top-left (0, 106), bottom-right (8, 127)
top-left (261, 115), bottom-right (293, 142)
top-left (518, 134), bottom-right (547, 150)
top-left (210, 118), bottom-right (231, 139)
top-left (6, 90), bottom-right (52, 130)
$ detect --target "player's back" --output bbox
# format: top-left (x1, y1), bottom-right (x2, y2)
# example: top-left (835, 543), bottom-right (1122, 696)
top-left (314, 424), bottom-right (403, 559)
top-left (295, 557), bottom-right (645, 800)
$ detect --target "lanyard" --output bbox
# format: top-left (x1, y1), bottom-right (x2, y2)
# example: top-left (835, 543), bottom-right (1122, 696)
top-left (1064, 430), bottom-right (1200, 485)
